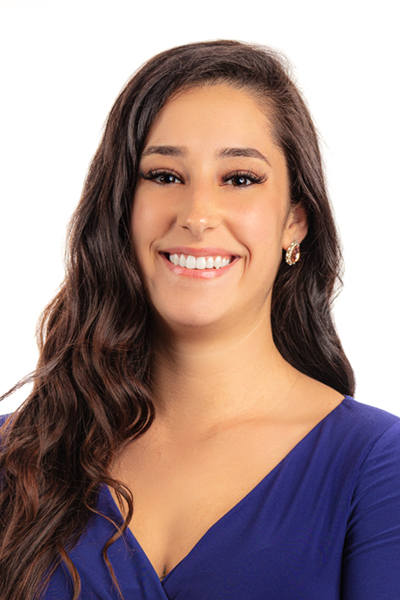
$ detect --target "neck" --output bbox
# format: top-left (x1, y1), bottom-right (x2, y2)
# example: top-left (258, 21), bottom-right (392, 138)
top-left (149, 313), bottom-right (298, 430)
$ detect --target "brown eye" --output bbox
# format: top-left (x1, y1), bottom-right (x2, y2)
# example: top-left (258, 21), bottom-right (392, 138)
top-left (223, 171), bottom-right (266, 187)
top-left (156, 173), bottom-right (181, 184)
top-left (141, 169), bottom-right (183, 185)
top-left (231, 175), bottom-right (251, 186)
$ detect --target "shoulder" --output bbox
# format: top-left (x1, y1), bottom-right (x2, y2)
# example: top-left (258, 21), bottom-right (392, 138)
top-left (340, 395), bottom-right (399, 423)
top-left (303, 395), bottom-right (400, 490)
top-left (346, 396), bottom-right (399, 441)
top-left (325, 396), bottom-right (400, 469)
top-left (327, 395), bottom-right (400, 451)
top-left (292, 375), bottom-right (398, 454)
top-left (341, 397), bottom-right (400, 488)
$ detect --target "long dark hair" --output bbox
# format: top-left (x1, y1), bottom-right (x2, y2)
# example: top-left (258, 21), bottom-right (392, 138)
top-left (0, 40), bottom-right (355, 600)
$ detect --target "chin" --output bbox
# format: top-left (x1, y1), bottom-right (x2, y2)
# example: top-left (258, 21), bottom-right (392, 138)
top-left (147, 285), bottom-right (234, 328)
top-left (152, 303), bottom-right (232, 333)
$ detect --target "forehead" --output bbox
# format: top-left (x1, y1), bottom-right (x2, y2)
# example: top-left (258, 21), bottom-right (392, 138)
top-left (142, 84), bottom-right (279, 155)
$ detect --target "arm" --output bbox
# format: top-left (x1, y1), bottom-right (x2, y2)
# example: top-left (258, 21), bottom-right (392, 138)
top-left (342, 420), bottom-right (400, 599)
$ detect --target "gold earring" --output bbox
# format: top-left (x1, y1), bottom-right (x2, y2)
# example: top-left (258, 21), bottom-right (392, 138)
top-left (285, 241), bottom-right (300, 266)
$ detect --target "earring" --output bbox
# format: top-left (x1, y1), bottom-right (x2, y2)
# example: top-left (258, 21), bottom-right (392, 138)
top-left (286, 241), bottom-right (300, 266)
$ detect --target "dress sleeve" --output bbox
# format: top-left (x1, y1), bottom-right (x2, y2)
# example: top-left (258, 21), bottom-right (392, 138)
top-left (341, 420), bottom-right (400, 599)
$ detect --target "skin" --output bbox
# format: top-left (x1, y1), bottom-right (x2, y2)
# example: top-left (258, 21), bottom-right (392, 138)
top-left (111, 84), bottom-right (344, 579)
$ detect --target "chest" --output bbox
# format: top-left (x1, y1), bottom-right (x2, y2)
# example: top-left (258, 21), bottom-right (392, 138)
top-left (80, 423), bottom-right (352, 600)
top-left (112, 419), bottom-right (317, 579)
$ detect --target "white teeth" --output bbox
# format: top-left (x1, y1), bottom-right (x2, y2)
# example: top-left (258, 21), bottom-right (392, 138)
top-left (206, 257), bottom-right (214, 269)
top-left (168, 253), bottom-right (232, 270)
top-left (214, 256), bottom-right (222, 269)
top-left (186, 255), bottom-right (196, 269)
top-left (196, 256), bottom-right (206, 269)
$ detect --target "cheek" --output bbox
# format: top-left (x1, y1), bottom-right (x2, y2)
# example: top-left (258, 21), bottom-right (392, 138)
top-left (131, 192), bottom-right (169, 257)
top-left (231, 199), bottom-right (286, 259)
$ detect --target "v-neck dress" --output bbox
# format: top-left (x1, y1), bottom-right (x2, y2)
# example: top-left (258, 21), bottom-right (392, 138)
top-left (2, 396), bottom-right (400, 599)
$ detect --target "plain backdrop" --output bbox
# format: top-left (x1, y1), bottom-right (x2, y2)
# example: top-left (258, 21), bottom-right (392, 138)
top-left (0, 0), bottom-right (399, 415)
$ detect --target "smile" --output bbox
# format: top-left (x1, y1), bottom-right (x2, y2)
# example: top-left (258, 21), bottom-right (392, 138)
top-left (168, 254), bottom-right (233, 270)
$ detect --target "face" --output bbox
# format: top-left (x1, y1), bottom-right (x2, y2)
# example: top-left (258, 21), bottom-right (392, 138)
top-left (131, 84), bottom-right (307, 334)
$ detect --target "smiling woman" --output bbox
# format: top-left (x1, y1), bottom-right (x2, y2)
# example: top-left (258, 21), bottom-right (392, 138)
top-left (1, 41), bottom-right (399, 600)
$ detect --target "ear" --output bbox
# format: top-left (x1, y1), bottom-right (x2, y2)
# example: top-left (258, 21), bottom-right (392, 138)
top-left (282, 203), bottom-right (308, 250)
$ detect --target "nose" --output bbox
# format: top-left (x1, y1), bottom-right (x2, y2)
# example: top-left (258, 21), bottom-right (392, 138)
top-left (177, 183), bottom-right (221, 236)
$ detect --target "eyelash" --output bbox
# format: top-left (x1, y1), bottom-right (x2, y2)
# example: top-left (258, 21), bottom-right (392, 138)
top-left (140, 169), bottom-right (267, 187)
top-left (141, 169), bottom-right (182, 185)
top-left (222, 170), bottom-right (267, 187)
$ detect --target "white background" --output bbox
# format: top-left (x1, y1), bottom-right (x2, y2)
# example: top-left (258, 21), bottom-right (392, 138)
top-left (0, 0), bottom-right (399, 415)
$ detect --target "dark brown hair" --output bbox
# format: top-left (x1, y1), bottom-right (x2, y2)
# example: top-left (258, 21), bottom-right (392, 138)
top-left (0, 40), bottom-right (354, 600)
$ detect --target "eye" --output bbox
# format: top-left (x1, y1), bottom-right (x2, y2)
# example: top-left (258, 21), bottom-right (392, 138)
top-left (222, 171), bottom-right (266, 187)
top-left (140, 169), bottom-right (183, 185)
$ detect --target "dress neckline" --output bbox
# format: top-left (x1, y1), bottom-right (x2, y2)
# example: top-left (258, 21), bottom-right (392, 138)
top-left (103, 395), bottom-right (349, 584)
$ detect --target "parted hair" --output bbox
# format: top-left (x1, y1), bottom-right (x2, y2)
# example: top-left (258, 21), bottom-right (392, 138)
top-left (0, 40), bottom-right (354, 600)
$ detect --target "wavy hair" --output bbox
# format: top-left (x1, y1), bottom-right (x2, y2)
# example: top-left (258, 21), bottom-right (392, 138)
top-left (0, 40), bottom-right (355, 600)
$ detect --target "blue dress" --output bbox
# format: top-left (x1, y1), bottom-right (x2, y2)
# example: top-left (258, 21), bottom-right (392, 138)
top-left (2, 396), bottom-right (400, 599)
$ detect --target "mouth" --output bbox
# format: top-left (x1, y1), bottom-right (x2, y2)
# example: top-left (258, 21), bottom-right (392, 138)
top-left (164, 253), bottom-right (234, 270)
top-left (159, 250), bottom-right (239, 278)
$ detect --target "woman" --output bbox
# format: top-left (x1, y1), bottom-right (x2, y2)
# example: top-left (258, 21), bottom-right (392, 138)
top-left (0, 40), bottom-right (399, 600)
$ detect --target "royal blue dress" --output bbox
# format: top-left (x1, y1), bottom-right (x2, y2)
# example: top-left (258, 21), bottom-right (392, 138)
top-left (2, 396), bottom-right (400, 599)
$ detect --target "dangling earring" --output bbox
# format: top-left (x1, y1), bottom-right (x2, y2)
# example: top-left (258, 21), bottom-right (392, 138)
top-left (285, 241), bottom-right (300, 266)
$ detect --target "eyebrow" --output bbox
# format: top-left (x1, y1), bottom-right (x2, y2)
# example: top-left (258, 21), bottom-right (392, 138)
top-left (141, 145), bottom-right (271, 165)
top-left (218, 147), bottom-right (271, 165)
top-left (141, 145), bottom-right (187, 157)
